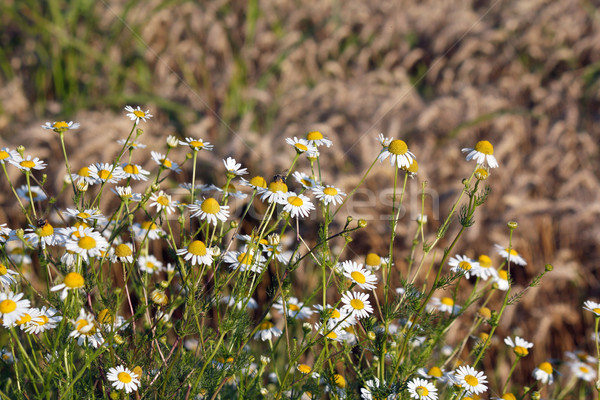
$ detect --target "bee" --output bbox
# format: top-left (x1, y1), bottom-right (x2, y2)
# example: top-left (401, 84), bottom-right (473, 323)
top-left (36, 218), bottom-right (48, 228)
top-left (271, 169), bottom-right (288, 183)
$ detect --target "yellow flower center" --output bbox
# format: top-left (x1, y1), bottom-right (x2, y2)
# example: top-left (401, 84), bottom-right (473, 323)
top-left (331, 309), bottom-right (341, 319)
top-left (75, 318), bottom-right (95, 333)
top-left (188, 240), bottom-right (207, 256)
top-left (505, 248), bottom-right (518, 256)
top-left (115, 244), bottom-right (132, 257)
top-left (0, 264), bottom-right (7, 276)
top-left (593, 308), bottom-right (600, 314)
top-left (350, 271), bottom-right (367, 284)
top-left (297, 364), bottom-right (312, 374)
top-left (407, 159), bottom-right (419, 173)
top-left (514, 346), bottom-right (529, 356)
top-left (441, 297), bottom-right (454, 306)
top-left (323, 187), bottom-right (338, 196)
top-left (201, 198), bottom-right (220, 214)
top-left (268, 181), bottom-right (288, 193)
top-left (478, 255), bottom-right (492, 268)
top-left (249, 176), bottom-right (267, 188)
top-left (36, 315), bottom-right (49, 325)
top-left (77, 212), bottom-right (91, 219)
top-left (416, 386), bottom-right (429, 396)
top-left (287, 196), bottom-right (304, 207)
top-left (117, 371), bottom-right (133, 383)
top-left (78, 236), bottom-right (97, 250)
top-left (458, 261), bottom-right (472, 270)
top-left (0, 150), bottom-right (8, 160)
top-left (464, 374), bottom-right (479, 387)
top-left (428, 366), bottom-right (443, 377)
top-left (365, 253), bottom-right (381, 266)
top-left (160, 158), bottom-right (172, 168)
top-left (388, 139), bottom-right (408, 155)
top-left (40, 224), bottom-right (54, 236)
top-left (133, 110), bottom-right (146, 118)
top-left (132, 366), bottom-right (142, 378)
top-left (326, 331), bottom-right (338, 339)
top-left (141, 221), bottom-right (157, 230)
top-left (145, 262), bottom-right (157, 271)
top-left (478, 307), bottom-right (491, 319)
top-left (258, 321), bottom-right (274, 330)
top-left (579, 365), bottom-right (590, 373)
top-left (475, 140), bottom-right (494, 155)
top-left (0, 299), bottom-right (17, 314)
top-left (295, 143), bottom-right (308, 152)
top-left (288, 304), bottom-right (300, 312)
top-left (20, 160), bottom-right (36, 169)
top-left (156, 195), bottom-right (170, 206)
top-left (189, 140), bottom-right (204, 149)
top-left (350, 298), bottom-right (364, 310)
top-left (123, 164), bottom-right (139, 174)
top-left (237, 252), bottom-right (256, 265)
top-left (498, 270), bottom-right (508, 280)
top-left (98, 169), bottom-right (112, 180)
top-left (16, 313), bottom-right (31, 324)
top-left (151, 291), bottom-right (168, 305)
top-left (334, 374), bottom-right (346, 389)
top-left (539, 362), bottom-right (553, 374)
top-left (64, 272), bottom-right (85, 289)
top-left (475, 168), bottom-right (489, 180)
top-left (77, 167), bottom-right (90, 177)
top-left (307, 131), bottom-right (324, 140)
top-left (97, 309), bottom-right (114, 324)
top-left (54, 121), bottom-right (69, 129)
top-left (502, 394), bottom-right (516, 400)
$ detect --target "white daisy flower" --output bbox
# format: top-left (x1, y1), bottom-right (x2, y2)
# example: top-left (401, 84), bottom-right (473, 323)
top-left (0, 263), bottom-right (19, 288)
top-left (9, 154), bottom-right (47, 172)
top-left (340, 261), bottom-right (377, 291)
top-left (177, 240), bottom-right (213, 266)
top-left (0, 291), bottom-right (31, 327)
top-left (313, 185), bottom-right (346, 206)
top-left (453, 365), bottom-right (488, 395)
top-left (15, 308), bottom-right (42, 331)
top-left (41, 121), bottom-right (80, 133)
top-left (532, 361), bottom-right (554, 384)
top-left (259, 180), bottom-right (289, 204)
top-left (188, 197), bottom-right (230, 225)
top-left (107, 365), bottom-right (140, 393)
top-left (377, 136), bottom-right (415, 169)
top-left (124, 105), bottom-right (152, 124)
top-left (24, 221), bottom-right (61, 248)
top-left (448, 254), bottom-right (479, 279)
top-left (305, 131), bottom-right (332, 147)
top-left (264, 244), bottom-right (293, 264)
top-left (341, 291), bottom-right (373, 320)
top-left (462, 140), bottom-right (499, 168)
top-left (88, 163), bottom-right (125, 184)
top-left (0, 147), bottom-right (19, 164)
top-left (285, 137), bottom-right (317, 154)
top-left (24, 306), bottom-right (62, 334)
top-left (240, 176), bottom-right (268, 190)
top-left (16, 185), bottom-right (47, 202)
top-left (471, 254), bottom-right (497, 280)
top-left (313, 304), bottom-right (356, 329)
top-left (223, 248), bottom-right (266, 273)
top-left (71, 166), bottom-right (98, 185)
top-left (407, 377), bottom-right (438, 400)
top-left (112, 243), bottom-right (134, 263)
top-left (493, 270), bottom-right (510, 291)
top-left (504, 336), bottom-right (533, 357)
top-left (253, 320), bottom-right (282, 341)
top-left (282, 192), bottom-right (314, 219)
top-left (570, 361), bottom-right (596, 381)
top-left (69, 308), bottom-right (103, 348)
top-left (151, 151), bottom-right (181, 173)
top-left (494, 244), bottom-right (527, 266)
top-left (417, 366), bottom-right (447, 382)
top-left (121, 163), bottom-right (150, 181)
top-left (133, 221), bottom-right (164, 241)
top-left (138, 254), bottom-right (164, 274)
top-left (112, 186), bottom-right (141, 202)
top-left (273, 296), bottom-right (313, 320)
top-left (292, 171), bottom-right (318, 190)
top-left (364, 253), bottom-right (390, 272)
top-left (565, 350), bottom-right (597, 364)
top-left (149, 190), bottom-right (178, 215)
top-left (64, 226), bottom-right (108, 262)
top-left (179, 137), bottom-right (214, 151)
top-left (64, 208), bottom-right (104, 223)
top-left (223, 157), bottom-right (248, 176)
top-left (314, 322), bottom-right (347, 343)
top-left (50, 272), bottom-right (85, 301)
top-left (1, 348), bottom-right (15, 363)
top-left (428, 297), bottom-right (460, 315)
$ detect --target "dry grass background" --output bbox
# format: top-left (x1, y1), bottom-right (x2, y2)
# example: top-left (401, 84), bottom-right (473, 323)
top-left (1, 0), bottom-right (600, 387)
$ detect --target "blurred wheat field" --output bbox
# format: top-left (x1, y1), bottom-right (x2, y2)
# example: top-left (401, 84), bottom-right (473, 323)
top-left (1, 0), bottom-right (600, 388)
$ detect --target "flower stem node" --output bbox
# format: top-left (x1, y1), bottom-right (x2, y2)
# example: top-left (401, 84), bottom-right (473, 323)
top-left (507, 221), bottom-right (518, 230)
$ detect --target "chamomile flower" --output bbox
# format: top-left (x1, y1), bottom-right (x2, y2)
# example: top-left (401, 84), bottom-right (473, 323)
top-left (341, 291), bottom-right (373, 320)
top-left (462, 140), bottom-right (499, 168)
top-left (24, 221), bottom-right (60, 248)
top-left (454, 365), bottom-right (488, 395)
top-left (138, 255), bottom-right (164, 274)
top-left (223, 157), bottom-right (248, 176)
top-left (64, 208), bottom-right (104, 223)
top-left (341, 261), bottom-right (377, 290)
top-left (223, 248), bottom-right (267, 273)
top-left (493, 270), bottom-right (510, 291)
top-left (407, 378), bottom-right (438, 400)
top-left (583, 300), bottom-right (600, 316)
top-left (188, 197), bottom-right (230, 225)
top-left (69, 308), bottom-right (103, 348)
top-left (377, 135), bottom-right (415, 169)
top-left (533, 361), bottom-right (554, 384)
top-left (150, 190), bottom-right (178, 215)
top-left (113, 243), bottom-right (134, 263)
top-left (107, 365), bottom-right (140, 393)
top-left (494, 244), bottom-right (527, 266)
top-left (71, 166), bottom-right (98, 185)
top-left (314, 304), bottom-right (355, 329)
top-left (264, 243), bottom-right (293, 264)
top-left (570, 361), bottom-right (596, 381)
top-left (17, 185), bottom-right (47, 202)
top-left (88, 163), bottom-right (125, 184)
top-left (16, 308), bottom-right (42, 330)
top-left (253, 320), bottom-right (282, 341)
top-left (364, 253), bottom-right (390, 272)
top-left (133, 221), bottom-right (164, 241)
top-left (360, 378), bottom-right (395, 400)
top-left (504, 336), bottom-right (533, 357)
top-left (417, 366), bottom-right (447, 382)
top-left (565, 350), bottom-right (597, 364)
top-left (177, 240), bottom-right (213, 266)
top-left (273, 297), bottom-right (314, 320)
top-left (1, 348), bottom-right (15, 364)
top-left (429, 297), bottom-right (460, 315)
top-left (292, 171), bottom-right (318, 190)
top-left (286, 137), bottom-right (317, 154)
top-left (51, 272), bottom-right (85, 300)
top-left (151, 289), bottom-right (169, 306)
top-left (151, 151), bottom-right (181, 172)
top-left (41, 121), bottom-right (80, 133)
top-left (0, 147), bottom-right (18, 164)
top-left (314, 322), bottom-right (347, 343)
top-left (124, 105), bottom-right (152, 124)
top-left (402, 158), bottom-right (419, 178)
top-left (305, 130), bottom-right (332, 147)
top-left (24, 306), bottom-right (62, 334)
top-left (121, 163), bottom-right (150, 181)
top-left (471, 254), bottom-right (497, 280)
top-left (240, 175), bottom-right (268, 190)
top-left (0, 263), bottom-right (19, 288)
top-left (313, 185), bottom-right (346, 206)
top-left (64, 226), bottom-right (108, 262)
top-left (9, 154), bottom-right (47, 172)
top-left (179, 137), bottom-right (214, 151)
top-left (448, 255), bottom-right (479, 279)
top-left (0, 291), bottom-right (31, 327)
top-left (282, 192), bottom-right (314, 218)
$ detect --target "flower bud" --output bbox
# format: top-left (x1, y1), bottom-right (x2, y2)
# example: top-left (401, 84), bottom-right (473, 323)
top-left (268, 233), bottom-right (280, 246)
top-left (507, 221), bottom-right (518, 230)
top-left (113, 334), bottom-right (124, 345)
top-left (166, 135), bottom-right (179, 148)
top-left (545, 263), bottom-right (553, 272)
top-left (358, 219), bottom-right (367, 228)
top-left (16, 145), bottom-right (25, 156)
